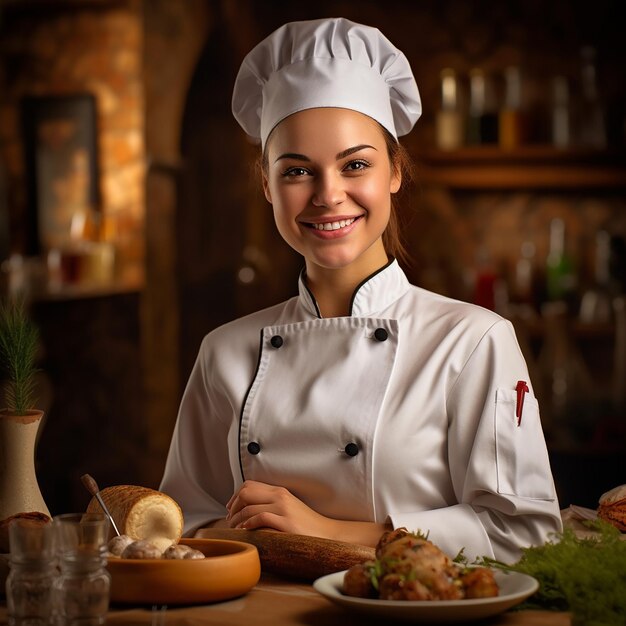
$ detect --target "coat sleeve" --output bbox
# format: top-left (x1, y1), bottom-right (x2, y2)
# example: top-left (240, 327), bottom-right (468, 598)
top-left (159, 335), bottom-right (236, 535)
top-left (388, 319), bottom-right (563, 563)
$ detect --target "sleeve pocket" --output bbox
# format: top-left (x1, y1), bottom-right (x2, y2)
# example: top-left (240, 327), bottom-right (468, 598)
top-left (495, 388), bottom-right (555, 500)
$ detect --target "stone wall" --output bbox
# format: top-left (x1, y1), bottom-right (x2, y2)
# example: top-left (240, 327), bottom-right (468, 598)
top-left (0, 0), bottom-right (145, 278)
top-left (0, 0), bottom-right (148, 512)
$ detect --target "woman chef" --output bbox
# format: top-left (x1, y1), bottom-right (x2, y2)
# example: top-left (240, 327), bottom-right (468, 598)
top-left (160, 17), bottom-right (562, 562)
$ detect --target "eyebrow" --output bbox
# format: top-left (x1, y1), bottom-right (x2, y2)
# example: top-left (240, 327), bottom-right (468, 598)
top-left (273, 144), bottom-right (377, 164)
top-left (274, 152), bottom-right (310, 163)
top-left (336, 144), bottom-right (376, 160)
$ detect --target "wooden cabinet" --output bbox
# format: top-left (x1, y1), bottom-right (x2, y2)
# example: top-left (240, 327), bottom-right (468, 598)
top-left (416, 146), bottom-right (626, 190)
top-left (30, 290), bottom-right (147, 516)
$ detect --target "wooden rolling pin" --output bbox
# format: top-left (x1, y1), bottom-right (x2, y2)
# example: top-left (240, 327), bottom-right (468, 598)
top-left (193, 528), bottom-right (375, 581)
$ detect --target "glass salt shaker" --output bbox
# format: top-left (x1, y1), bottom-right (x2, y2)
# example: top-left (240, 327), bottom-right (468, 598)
top-left (6, 518), bottom-right (56, 626)
top-left (52, 513), bottom-right (110, 626)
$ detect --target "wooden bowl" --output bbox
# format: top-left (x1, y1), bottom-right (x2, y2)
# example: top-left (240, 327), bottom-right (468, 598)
top-left (107, 538), bottom-right (260, 605)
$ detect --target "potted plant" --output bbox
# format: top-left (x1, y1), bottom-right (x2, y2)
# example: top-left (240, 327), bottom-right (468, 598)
top-left (0, 298), bottom-right (50, 544)
top-left (0, 298), bottom-right (39, 417)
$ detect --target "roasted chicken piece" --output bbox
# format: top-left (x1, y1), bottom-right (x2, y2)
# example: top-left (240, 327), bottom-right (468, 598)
top-left (459, 566), bottom-right (499, 598)
top-left (377, 532), bottom-right (463, 601)
top-left (343, 527), bottom-right (498, 601)
top-left (342, 561), bottom-right (377, 598)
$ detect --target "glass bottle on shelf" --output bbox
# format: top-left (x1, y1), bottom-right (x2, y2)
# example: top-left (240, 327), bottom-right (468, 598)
top-left (435, 68), bottom-right (464, 150)
top-left (472, 246), bottom-right (507, 313)
top-left (0, 159), bottom-right (9, 263)
top-left (499, 65), bottom-right (526, 150)
top-left (613, 296), bottom-right (626, 412)
top-left (537, 300), bottom-right (592, 443)
top-left (609, 234), bottom-right (626, 295)
top-left (545, 218), bottom-right (577, 308)
top-left (551, 75), bottom-right (571, 148)
top-left (575, 46), bottom-right (607, 149)
top-left (466, 68), bottom-right (499, 145)
top-left (511, 240), bottom-right (539, 313)
top-left (579, 230), bottom-right (613, 325)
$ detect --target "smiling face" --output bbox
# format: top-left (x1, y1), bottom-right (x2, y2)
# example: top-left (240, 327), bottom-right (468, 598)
top-left (263, 107), bottom-right (401, 280)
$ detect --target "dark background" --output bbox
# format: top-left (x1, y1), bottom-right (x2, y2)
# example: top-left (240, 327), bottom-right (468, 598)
top-left (1, 0), bottom-right (624, 516)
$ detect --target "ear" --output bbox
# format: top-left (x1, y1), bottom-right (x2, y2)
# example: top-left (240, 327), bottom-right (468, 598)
top-left (390, 167), bottom-right (402, 194)
top-left (262, 173), bottom-right (272, 204)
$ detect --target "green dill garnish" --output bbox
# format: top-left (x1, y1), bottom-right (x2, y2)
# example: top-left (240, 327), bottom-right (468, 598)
top-left (453, 547), bottom-right (466, 563)
top-left (369, 530), bottom-right (435, 592)
top-left (477, 521), bottom-right (626, 625)
top-left (368, 560), bottom-right (383, 591)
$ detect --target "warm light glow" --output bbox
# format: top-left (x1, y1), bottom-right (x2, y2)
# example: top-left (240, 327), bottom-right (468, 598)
top-left (237, 266), bottom-right (256, 284)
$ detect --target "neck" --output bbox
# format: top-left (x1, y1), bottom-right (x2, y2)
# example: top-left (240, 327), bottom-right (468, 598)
top-left (305, 244), bottom-right (389, 317)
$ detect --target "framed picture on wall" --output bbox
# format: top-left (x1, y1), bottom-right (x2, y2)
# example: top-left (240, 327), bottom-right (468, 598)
top-left (20, 93), bottom-right (101, 255)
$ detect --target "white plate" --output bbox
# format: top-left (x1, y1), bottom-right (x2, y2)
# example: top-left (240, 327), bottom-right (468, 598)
top-left (313, 568), bottom-right (539, 623)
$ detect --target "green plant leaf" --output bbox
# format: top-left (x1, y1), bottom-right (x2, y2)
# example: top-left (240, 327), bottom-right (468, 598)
top-left (0, 298), bottom-right (40, 414)
top-left (474, 521), bottom-right (626, 624)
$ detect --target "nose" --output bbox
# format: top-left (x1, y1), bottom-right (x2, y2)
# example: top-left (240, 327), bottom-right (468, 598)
top-left (311, 171), bottom-right (345, 208)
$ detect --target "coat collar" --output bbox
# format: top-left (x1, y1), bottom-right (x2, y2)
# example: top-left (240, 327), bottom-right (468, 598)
top-left (298, 258), bottom-right (411, 318)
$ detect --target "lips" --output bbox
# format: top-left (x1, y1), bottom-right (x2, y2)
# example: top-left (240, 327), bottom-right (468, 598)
top-left (311, 217), bottom-right (356, 231)
top-left (303, 215), bottom-right (363, 233)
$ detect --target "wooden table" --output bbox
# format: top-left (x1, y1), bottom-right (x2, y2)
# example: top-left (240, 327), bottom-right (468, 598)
top-left (0, 574), bottom-right (571, 626)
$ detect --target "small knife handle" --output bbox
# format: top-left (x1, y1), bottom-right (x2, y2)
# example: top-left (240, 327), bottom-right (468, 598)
top-left (80, 473), bottom-right (121, 536)
top-left (81, 474), bottom-right (100, 496)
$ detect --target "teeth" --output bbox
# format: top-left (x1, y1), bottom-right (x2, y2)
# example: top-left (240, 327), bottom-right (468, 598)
top-left (313, 218), bottom-right (356, 231)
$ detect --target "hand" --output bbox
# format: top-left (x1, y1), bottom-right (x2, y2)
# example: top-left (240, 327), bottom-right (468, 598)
top-left (225, 480), bottom-right (334, 538)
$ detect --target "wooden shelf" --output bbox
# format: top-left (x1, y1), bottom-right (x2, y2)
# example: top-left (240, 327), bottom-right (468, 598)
top-left (1, 273), bottom-right (145, 304)
top-left (34, 274), bottom-right (144, 302)
top-left (1, 0), bottom-right (129, 12)
top-left (416, 146), bottom-right (626, 190)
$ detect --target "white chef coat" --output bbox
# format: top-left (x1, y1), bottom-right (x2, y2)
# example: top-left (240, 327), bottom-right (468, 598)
top-left (160, 259), bottom-right (562, 563)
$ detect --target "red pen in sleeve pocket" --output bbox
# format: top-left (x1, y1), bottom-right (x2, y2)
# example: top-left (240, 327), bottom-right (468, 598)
top-left (515, 380), bottom-right (529, 426)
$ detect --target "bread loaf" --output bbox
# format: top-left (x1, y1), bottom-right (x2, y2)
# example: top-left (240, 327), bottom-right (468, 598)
top-left (194, 528), bottom-right (376, 580)
top-left (86, 485), bottom-right (183, 550)
top-left (597, 484), bottom-right (626, 532)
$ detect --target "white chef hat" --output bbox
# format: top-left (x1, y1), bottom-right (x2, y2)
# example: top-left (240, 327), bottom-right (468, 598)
top-left (231, 17), bottom-right (421, 148)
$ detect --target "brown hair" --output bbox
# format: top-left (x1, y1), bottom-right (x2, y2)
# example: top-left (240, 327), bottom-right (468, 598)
top-left (380, 126), bottom-right (414, 265)
top-left (259, 121), bottom-right (415, 264)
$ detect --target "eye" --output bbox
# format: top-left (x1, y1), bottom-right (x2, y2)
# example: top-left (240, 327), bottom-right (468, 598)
top-left (281, 166), bottom-right (310, 178)
top-left (343, 159), bottom-right (370, 173)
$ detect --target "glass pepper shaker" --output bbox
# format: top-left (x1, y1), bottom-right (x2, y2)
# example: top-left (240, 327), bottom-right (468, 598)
top-left (6, 518), bottom-right (56, 626)
top-left (52, 513), bottom-right (110, 626)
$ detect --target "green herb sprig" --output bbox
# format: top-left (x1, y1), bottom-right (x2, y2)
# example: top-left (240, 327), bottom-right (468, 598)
top-left (476, 521), bottom-right (626, 626)
top-left (0, 298), bottom-right (40, 414)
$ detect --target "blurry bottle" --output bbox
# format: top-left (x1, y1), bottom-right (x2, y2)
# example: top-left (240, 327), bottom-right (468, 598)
top-left (499, 66), bottom-right (526, 150)
top-left (579, 230), bottom-right (613, 324)
top-left (473, 247), bottom-right (507, 312)
top-left (0, 160), bottom-right (9, 263)
top-left (436, 68), bottom-right (464, 150)
top-left (512, 240), bottom-right (539, 310)
top-left (537, 300), bottom-right (592, 440)
top-left (546, 218), bottom-right (577, 306)
top-left (606, 96), bottom-right (626, 149)
top-left (466, 68), bottom-right (499, 145)
top-left (575, 46), bottom-right (607, 149)
top-left (609, 234), bottom-right (626, 295)
top-left (551, 76), bottom-right (571, 148)
top-left (613, 296), bottom-right (626, 411)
